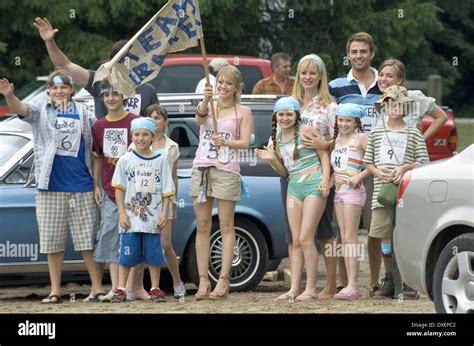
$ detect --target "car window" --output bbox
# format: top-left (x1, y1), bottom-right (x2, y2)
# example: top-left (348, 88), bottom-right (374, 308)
top-left (237, 66), bottom-right (264, 94)
top-left (0, 134), bottom-right (29, 167)
top-left (152, 65), bottom-right (204, 93)
top-left (169, 119), bottom-right (199, 159)
top-left (5, 154), bottom-right (34, 184)
top-left (251, 111), bottom-right (272, 148)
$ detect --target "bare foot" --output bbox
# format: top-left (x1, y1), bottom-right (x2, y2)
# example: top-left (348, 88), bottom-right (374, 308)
top-left (274, 290), bottom-right (300, 301)
top-left (317, 287), bottom-right (336, 299)
top-left (135, 287), bottom-right (151, 300)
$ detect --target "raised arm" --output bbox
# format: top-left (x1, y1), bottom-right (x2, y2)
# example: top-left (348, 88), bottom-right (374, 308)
top-left (423, 105), bottom-right (448, 140)
top-left (0, 78), bottom-right (28, 116)
top-left (33, 17), bottom-right (89, 87)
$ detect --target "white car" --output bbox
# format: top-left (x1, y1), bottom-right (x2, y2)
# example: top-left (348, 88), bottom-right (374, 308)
top-left (394, 144), bottom-right (474, 313)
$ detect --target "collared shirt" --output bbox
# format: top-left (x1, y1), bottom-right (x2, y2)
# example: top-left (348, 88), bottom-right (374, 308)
top-left (347, 67), bottom-right (379, 97)
top-left (329, 68), bottom-right (382, 134)
top-left (252, 76), bottom-right (295, 95)
top-left (22, 99), bottom-right (95, 190)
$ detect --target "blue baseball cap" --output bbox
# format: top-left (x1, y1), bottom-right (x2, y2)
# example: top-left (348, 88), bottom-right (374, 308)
top-left (335, 103), bottom-right (366, 118)
top-left (131, 117), bottom-right (156, 134)
top-left (274, 97), bottom-right (301, 113)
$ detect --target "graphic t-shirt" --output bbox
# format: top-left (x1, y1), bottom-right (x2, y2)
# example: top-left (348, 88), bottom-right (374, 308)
top-left (92, 112), bottom-right (139, 201)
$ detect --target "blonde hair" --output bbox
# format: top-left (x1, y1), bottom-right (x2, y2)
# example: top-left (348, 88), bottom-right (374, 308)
top-left (292, 58), bottom-right (333, 108)
top-left (215, 65), bottom-right (242, 104)
top-left (378, 59), bottom-right (406, 85)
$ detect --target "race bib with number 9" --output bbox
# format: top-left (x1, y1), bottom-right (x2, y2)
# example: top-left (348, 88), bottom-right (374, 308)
top-left (380, 132), bottom-right (407, 165)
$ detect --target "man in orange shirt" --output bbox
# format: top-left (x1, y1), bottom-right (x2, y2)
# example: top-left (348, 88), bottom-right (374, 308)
top-left (252, 52), bottom-right (294, 95)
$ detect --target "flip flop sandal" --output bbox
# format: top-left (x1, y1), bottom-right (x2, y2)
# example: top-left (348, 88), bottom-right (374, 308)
top-left (84, 292), bottom-right (106, 302)
top-left (334, 288), bottom-right (363, 300)
top-left (41, 295), bottom-right (63, 304)
top-left (295, 293), bottom-right (318, 301)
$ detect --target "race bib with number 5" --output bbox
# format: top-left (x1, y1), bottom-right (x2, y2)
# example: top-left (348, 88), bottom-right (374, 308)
top-left (103, 128), bottom-right (128, 158)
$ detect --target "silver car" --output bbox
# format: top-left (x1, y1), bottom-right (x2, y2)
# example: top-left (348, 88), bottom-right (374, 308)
top-left (394, 144), bottom-right (474, 313)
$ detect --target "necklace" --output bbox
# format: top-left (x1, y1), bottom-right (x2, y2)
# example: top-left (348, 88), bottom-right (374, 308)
top-left (217, 101), bottom-right (235, 111)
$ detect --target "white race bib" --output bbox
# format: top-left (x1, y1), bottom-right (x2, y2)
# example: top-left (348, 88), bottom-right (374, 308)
top-left (135, 167), bottom-right (156, 193)
top-left (200, 129), bottom-right (233, 161)
top-left (331, 146), bottom-right (348, 171)
top-left (124, 95), bottom-right (142, 115)
top-left (103, 128), bottom-right (128, 158)
top-left (380, 132), bottom-right (407, 165)
top-left (55, 117), bottom-right (81, 157)
top-left (361, 105), bottom-right (378, 134)
top-left (280, 143), bottom-right (302, 171)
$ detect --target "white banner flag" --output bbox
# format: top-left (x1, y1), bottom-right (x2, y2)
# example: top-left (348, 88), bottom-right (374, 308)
top-left (93, 0), bottom-right (202, 97)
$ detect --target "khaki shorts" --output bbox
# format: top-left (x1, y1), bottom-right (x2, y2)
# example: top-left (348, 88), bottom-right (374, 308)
top-left (190, 166), bottom-right (241, 201)
top-left (369, 207), bottom-right (395, 239)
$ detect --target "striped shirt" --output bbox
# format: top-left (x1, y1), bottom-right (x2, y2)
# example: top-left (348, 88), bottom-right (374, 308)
top-left (277, 130), bottom-right (320, 175)
top-left (329, 68), bottom-right (382, 134)
top-left (363, 124), bottom-right (429, 209)
top-left (331, 134), bottom-right (365, 191)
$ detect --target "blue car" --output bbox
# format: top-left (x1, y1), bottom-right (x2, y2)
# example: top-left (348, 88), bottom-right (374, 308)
top-left (0, 95), bottom-right (288, 291)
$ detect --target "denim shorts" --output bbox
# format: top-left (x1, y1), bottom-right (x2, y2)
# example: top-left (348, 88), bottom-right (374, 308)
top-left (118, 232), bottom-right (166, 267)
top-left (94, 194), bottom-right (120, 264)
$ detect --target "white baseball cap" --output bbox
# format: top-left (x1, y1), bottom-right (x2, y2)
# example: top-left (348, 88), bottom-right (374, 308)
top-left (209, 58), bottom-right (229, 72)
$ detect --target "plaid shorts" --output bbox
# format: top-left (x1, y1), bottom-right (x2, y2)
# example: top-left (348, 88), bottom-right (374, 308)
top-left (36, 191), bottom-right (96, 253)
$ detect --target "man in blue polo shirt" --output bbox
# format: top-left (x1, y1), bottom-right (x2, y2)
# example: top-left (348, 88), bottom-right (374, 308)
top-left (329, 32), bottom-right (392, 299)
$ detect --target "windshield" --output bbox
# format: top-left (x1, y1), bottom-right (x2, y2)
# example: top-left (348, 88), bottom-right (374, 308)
top-left (0, 134), bottom-right (29, 167)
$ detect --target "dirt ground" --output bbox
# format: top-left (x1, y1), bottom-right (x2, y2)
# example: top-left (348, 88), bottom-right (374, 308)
top-left (0, 233), bottom-right (435, 313)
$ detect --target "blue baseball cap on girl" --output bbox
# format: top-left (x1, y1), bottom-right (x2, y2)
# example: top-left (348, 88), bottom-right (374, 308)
top-left (131, 117), bottom-right (156, 134)
top-left (273, 97), bottom-right (301, 113)
top-left (335, 103), bottom-right (366, 119)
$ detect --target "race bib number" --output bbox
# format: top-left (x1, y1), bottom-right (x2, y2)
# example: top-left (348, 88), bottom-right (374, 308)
top-left (380, 132), bottom-right (407, 165)
top-left (361, 106), bottom-right (377, 134)
top-left (280, 144), bottom-right (302, 171)
top-left (200, 129), bottom-right (233, 161)
top-left (331, 146), bottom-right (348, 171)
top-left (103, 128), bottom-right (128, 158)
top-left (124, 95), bottom-right (141, 115)
top-left (55, 117), bottom-right (81, 157)
top-left (135, 167), bottom-right (156, 193)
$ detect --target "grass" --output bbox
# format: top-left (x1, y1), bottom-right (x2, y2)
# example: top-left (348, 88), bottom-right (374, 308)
top-left (456, 122), bottom-right (474, 153)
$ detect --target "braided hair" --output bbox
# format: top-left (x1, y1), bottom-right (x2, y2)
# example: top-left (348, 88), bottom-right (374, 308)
top-left (331, 116), bottom-right (363, 151)
top-left (271, 109), bottom-right (301, 161)
top-left (271, 112), bottom-right (282, 162)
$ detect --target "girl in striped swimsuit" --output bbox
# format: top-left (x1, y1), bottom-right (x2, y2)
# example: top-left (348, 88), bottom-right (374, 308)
top-left (330, 103), bottom-right (371, 300)
top-left (257, 97), bottom-right (330, 301)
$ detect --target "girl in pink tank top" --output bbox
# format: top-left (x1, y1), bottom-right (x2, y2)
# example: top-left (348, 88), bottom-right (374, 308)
top-left (191, 65), bottom-right (254, 301)
top-left (330, 103), bottom-right (371, 300)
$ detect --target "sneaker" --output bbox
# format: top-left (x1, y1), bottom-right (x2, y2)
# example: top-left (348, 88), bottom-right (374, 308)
top-left (372, 276), bottom-right (394, 299)
top-left (401, 283), bottom-right (420, 300)
top-left (110, 288), bottom-right (127, 303)
top-left (173, 282), bottom-right (187, 299)
top-left (150, 288), bottom-right (166, 302)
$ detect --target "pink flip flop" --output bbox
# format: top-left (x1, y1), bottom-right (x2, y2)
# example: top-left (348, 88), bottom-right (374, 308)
top-left (334, 288), bottom-right (363, 300)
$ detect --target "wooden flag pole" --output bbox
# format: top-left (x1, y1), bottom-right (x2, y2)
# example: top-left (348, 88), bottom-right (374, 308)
top-left (199, 37), bottom-right (218, 134)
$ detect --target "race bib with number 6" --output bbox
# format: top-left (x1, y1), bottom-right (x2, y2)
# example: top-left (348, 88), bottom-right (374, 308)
top-left (55, 117), bottom-right (81, 157)
top-left (103, 128), bottom-right (128, 158)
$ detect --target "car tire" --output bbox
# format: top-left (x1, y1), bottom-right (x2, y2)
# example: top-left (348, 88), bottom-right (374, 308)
top-left (184, 217), bottom-right (269, 292)
top-left (266, 259), bottom-right (282, 272)
top-left (432, 233), bottom-right (474, 313)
